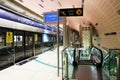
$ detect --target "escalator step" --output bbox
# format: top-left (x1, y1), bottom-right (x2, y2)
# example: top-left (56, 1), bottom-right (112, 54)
top-left (78, 60), bottom-right (94, 65)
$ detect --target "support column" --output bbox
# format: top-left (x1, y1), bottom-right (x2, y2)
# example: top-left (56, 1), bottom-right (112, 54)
top-left (63, 17), bottom-right (67, 48)
top-left (57, 16), bottom-right (60, 76)
top-left (63, 17), bottom-right (72, 48)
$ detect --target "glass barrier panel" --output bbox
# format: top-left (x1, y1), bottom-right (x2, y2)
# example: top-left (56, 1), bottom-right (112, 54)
top-left (62, 46), bottom-right (104, 80)
top-left (62, 46), bottom-right (74, 79)
top-left (0, 46), bottom-right (14, 69)
top-left (102, 49), bottom-right (120, 80)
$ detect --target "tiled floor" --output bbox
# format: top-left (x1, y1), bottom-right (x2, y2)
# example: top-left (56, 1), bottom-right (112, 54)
top-left (0, 46), bottom-right (63, 80)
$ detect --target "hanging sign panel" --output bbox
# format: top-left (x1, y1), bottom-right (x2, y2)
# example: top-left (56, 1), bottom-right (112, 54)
top-left (6, 32), bottom-right (13, 43)
top-left (44, 12), bottom-right (62, 24)
top-left (58, 8), bottom-right (83, 16)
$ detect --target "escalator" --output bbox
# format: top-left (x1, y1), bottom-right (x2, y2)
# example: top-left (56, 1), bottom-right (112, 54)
top-left (78, 60), bottom-right (93, 65)
top-left (71, 47), bottom-right (109, 80)
top-left (72, 46), bottom-right (103, 67)
top-left (61, 45), bottom-right (109, 80)
top-left (72, 48), bottom-right (120, 80)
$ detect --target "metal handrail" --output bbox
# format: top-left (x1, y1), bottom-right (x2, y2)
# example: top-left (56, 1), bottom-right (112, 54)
top-left (61, 44), bottom-right (72, 80)
top-left (61, 41), bottom-right (77, 53)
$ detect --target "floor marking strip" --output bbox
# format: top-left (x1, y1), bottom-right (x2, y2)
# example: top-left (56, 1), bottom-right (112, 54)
top-left (34, 59), bottom-right (63, 69)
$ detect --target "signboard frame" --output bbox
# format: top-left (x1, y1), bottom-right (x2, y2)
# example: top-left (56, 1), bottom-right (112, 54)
top-left (58, 8), bottom-right (83, 16)
top-left (6, 32), bottom-right (13, 43)
top-left (43, 12), bottom-right (62, 24)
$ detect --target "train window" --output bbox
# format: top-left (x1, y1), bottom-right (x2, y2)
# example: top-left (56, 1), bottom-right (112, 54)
top-left (28, 37), bottom-right (32, 42)
top-left (25, 36), bottom-right (32, 45)
top-left (14, 35), bottom-right (23, 47)
top-left (17, 36), bottom-right (23, 41)
top-left (14, 35), bottom-right (23, 42)
top-left (38, 33), bottom-right (42, 42)
top-left (42, 34), bottom-right (49, 42)
top-left (35, 33), bottom-right (42, 55)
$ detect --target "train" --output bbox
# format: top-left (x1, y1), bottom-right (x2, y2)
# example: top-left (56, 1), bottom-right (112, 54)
top-left (0, 4), bottom-right (63, 70)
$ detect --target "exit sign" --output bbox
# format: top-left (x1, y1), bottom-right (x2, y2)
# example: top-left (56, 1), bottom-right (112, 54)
top-left (58, 8), bottom-right (83, 16)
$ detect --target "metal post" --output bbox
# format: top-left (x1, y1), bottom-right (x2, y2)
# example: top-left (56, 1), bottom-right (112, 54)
top-left (13, 47), bottom-right (15, 64)
top-left (13, 31), bottom-right (15, 64)
top-left (65, 53), bottom-right (69, 80)
top-left (63, 17), bottom-right (67, 48)
top-left (62, 51), bottom-right (63, 79)
top-left (82, 0), bottom-right (84, 8)
top-left (33, 33), bottom-right (35, 56)
top-left (57, 14), bottom-right (60, 76)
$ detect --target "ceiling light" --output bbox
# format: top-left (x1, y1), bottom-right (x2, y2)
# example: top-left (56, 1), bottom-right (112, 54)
top-left (95, 23), bottom-right (98, 26)
top-left (39, 4), bottom-right (44, 8)
top-left (58, 1), bottom-right (62, 7)
top-left (41, 0), bottom-right (44, 3)
top-left (73, 5), bottom-right (75, 8)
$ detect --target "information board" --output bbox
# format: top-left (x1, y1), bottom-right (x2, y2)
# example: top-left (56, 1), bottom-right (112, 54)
top-left (35, 34), bottom-right (38, 42)
top-left (6, 32), bottom-right (13, 43)
top-left (58, 8), bottom-right (83, 16)
top-left (44, 12), bottom-right (62, 24)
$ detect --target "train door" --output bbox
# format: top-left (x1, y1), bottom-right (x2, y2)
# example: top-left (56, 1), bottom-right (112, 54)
top-left (24, 32), bottom-right (34, 58)
top-left (0, 27), bottom-right (14, 69)
top-left (35, 33), bottom-right (42, 55)
top-left (14, 30), bottom-right (24, 62)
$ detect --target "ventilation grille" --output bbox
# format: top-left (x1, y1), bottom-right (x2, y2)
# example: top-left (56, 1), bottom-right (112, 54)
top-left (104, 32), bottom-right (117, 36)
top-left (117, 9), bottom-right (120, 15)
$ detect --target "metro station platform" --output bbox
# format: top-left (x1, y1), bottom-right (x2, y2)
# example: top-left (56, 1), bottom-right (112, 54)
top-left (0, 46), bottom-right (110, 80)
top-left (0, 46), bottom-right (63, 80)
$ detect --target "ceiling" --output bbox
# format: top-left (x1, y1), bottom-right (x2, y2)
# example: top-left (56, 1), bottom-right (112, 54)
top-left (14, 0), bottom-right (83, 29)
top-left (14, 0), bottom-right (120, 48)
top-left (15, 0), bottom-right (82, 14)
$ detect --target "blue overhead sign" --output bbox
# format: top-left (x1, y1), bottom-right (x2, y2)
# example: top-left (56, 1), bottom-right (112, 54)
top-left (44, 12), bottom-right (62, 24)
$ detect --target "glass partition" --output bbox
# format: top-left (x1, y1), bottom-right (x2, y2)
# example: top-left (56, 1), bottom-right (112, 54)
top-left (102, 49), bottom-right (120, 80)
top-left (61, 45), bottom-right (104, 79)
top-left (0, 28), bottom-right (14, 70)
top-left (90, 47), bottom-right (103, 68)
top-left (62, 45), bottom-right (74, 80)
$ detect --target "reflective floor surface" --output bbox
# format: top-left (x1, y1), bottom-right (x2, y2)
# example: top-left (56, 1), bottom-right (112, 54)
top-left (0, 46), bottom-right (63, 80)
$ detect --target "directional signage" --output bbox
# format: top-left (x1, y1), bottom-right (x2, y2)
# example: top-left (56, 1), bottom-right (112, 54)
top-left (44, 12), bottom-right (62, 24)
top-left (6, 32), bottom-right (13, 43)
top-left (34, 34), bottom-right (38, 42)
top-left (58, 8), bottom-right (83, 16)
